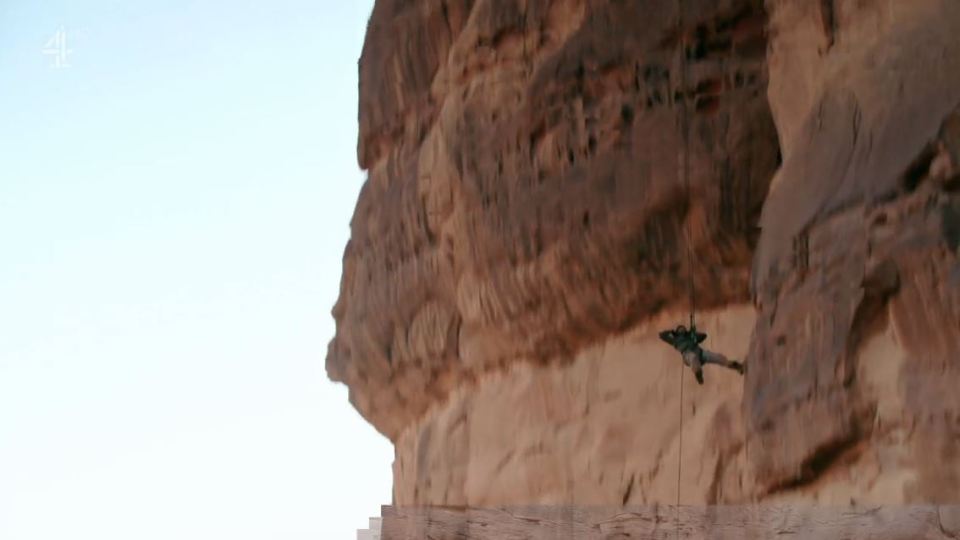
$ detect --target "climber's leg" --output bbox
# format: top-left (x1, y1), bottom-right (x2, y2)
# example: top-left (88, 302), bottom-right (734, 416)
top-left (701, 349), bottom-right (745, 374)
top-left (682, 350), bottom-right (704, 385)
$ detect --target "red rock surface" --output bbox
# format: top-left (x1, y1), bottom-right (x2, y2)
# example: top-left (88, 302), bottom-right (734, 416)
top-left (329, 0), bottom-right (960, 506)
top-left (747, 0), bottom-right (960, 497)
top-left (378, 504), bottom-right (960, 539)
top-left (329, 0), bottom-right (778, 441)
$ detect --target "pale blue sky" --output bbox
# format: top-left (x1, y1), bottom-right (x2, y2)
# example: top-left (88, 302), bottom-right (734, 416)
top-left (0, 1), bottom-right (393, 538)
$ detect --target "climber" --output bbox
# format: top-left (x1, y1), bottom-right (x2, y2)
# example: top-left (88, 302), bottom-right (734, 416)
top-left (659, 324), bottom-right (744, 385)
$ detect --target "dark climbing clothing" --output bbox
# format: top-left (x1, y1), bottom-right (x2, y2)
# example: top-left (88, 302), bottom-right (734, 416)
top-left (659, 325), bottom-right (744, 384)
top-left (658, 327), bottom-right (705, 353)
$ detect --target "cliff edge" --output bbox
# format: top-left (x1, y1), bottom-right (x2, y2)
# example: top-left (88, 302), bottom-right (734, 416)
top-left (329, 0), bottom-right (960, 506)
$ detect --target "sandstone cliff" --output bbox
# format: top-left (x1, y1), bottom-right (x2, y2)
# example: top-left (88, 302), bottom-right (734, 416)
top-left (329, 0), bottom-right (960, 508)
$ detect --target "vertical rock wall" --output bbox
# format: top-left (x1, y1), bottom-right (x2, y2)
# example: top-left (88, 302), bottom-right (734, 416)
top-left (393, 306), bottom-right (756, 506)
top-left (331, 0), bottom-right (960, 506)
top-left (329, 0), bottom-right (778, 442)
top-left (747, 0), bottom-right (960, 499)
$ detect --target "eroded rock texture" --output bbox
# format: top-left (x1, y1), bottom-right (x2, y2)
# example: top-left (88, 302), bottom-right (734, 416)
top-left (329, 0), bottom-right (778, 440)
top-left (379, 504), bottom-right (960, 539)
top-left (746, 0), bottom-right (960, 498)
top-left (329, 0), bottom-right (960, 511)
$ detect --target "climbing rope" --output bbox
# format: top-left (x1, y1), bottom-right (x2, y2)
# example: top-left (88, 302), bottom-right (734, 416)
top-left (675, 0), bottom-right (695, 535)
top-left (679, 6), bottom-right (696, 331)
top-left (676, 355), bottom-right (685, 535)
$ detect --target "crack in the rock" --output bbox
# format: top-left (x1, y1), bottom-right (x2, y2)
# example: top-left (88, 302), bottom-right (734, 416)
top-left (621, 473), bottom-right (635, 505)
top-left (765, 426), bottom-right (863, 494)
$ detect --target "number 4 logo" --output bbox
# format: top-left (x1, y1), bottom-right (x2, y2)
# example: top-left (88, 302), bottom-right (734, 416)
top-left (42, 26), bottom-right (73, 68)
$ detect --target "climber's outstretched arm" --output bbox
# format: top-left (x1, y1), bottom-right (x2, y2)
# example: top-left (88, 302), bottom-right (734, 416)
top-left (659, 330), bottom-right (677, 346)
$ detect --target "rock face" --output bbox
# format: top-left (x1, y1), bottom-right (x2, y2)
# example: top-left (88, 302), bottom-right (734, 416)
top-left (393, 307), bottom-right (755, 506)
top-left (747, 0), bottom-right (960, 498)
top-left (330, 0), bottom-right (778, 441)
top-left (329, 0), bottom-right (960, 508)
top-left (378, 504), bottom-right (960, 539)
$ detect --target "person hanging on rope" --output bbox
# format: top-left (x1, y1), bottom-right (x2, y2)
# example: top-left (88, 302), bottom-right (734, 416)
top-left (659, 324), bottom-right (744, 384)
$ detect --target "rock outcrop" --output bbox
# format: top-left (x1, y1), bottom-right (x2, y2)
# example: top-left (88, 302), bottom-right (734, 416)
top-left (329, 0), bottom-right (778, 442)
top-left (378, 504), bottom-right (960, 539)
top-left (330, 0), bottom-right (960, 509)
top-left (747, 0), bottom-right (960, 499)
